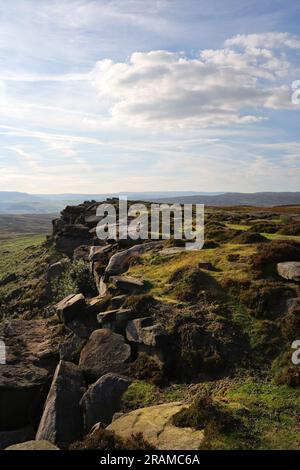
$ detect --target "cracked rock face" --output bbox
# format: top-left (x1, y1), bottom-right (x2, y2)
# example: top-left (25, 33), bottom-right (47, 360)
top-left (277, 262), bottom-right (300, 282)
top-left (107, 402), bottom-right (204, 450)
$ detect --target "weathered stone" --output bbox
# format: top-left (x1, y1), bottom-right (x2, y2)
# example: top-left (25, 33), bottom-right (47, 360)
top-left (107, 402), bottom-right (204, 450)
top-left (126, 318), bottom-right (170, 363)
top-left (54, 224), bottom-right (92, 257)
top-left (79, 329), bottom-right (131, 381)
top-left (36, 361), bottom-right (85, 446)
top-left (80, 373), bottom-right (132, 432)
top-left (159, 248), bottom-right (185, 257)
top-left (97, 308), bottom-right (138, 334)
top-left (0, 319), bottom-right (60, 431)
top-left (55, 293), bottom-right (86, 323)
top-left (58, 334), bottom-right (85, 363)
top-left (111, 275), bottom-right (145, 294)
top-left (105, 242), bottom-right (161, 278)
top-left (277, 262), bottom-right (300, 282)
top-left (0, 426), bottom-right (35, 450)
top-left (6, 440), bottom-right (59, 450)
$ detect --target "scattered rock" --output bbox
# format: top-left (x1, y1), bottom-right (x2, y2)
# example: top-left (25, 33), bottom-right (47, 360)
top-left (110, 294), bottom-right (128, 309)
top-left (6, 440), bottom-right (59, 450)
top-left (36, 361), bottom-right (85, 447)
top-left (80, 373), bottom-right (132, 432)
top-left (79, 329), bottom-right (131, 381)
top-left (277, 262), bottom-right (300, 282)
top-left (107, 402), bottom-right (204, 450)
top-left (97, 308), bottom-right (140, 334)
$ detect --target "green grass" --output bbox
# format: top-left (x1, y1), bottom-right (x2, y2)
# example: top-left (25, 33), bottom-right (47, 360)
top-left (0, 235), bottom-right (47, 279)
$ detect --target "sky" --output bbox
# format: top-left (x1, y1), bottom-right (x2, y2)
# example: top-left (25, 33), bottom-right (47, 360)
top-left (0, 0), bottom-right (300, 194)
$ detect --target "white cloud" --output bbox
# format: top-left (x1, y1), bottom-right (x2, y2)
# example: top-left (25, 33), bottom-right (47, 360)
top-left (89, 35), bottom-right (299, 129)
top-left (225, 32), bottom-right (300, 50)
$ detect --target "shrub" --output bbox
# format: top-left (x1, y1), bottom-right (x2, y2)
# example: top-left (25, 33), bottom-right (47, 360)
top-left (70, 429), bottom-right (155, 450)
top-left (169, 266), bottom-right (224, 302)
top-left (173, 394), bottom-right (235, 431)
top-left (278, 223), bottom-right (300, 236)
top-left (129, 353), bottom-right (163, 385)
top-left (251, 240), bottom-right (300, 276)
top-left (123, 294), bottom-right (156, 315)
top-left (275, 366), bottom-right (300, 387)
top-left (238, 280), bottom-right (294, 319)
top-left (121, 380), bottom-right (158, 411)
top-left (232, 231), bottom-right (269, 244)
top-left (248, 222), bottom-right (280, 234)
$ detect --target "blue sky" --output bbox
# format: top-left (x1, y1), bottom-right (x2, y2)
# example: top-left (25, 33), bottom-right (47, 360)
top-left (0, 0), bottom-right (300, 193)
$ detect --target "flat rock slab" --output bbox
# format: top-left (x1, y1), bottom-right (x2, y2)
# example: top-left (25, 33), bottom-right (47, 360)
top-left (107, 402), bottom-right (204, 450)
top-left (80, 373), bottom-right (132, 432)
top-left (0, 319), bottom-right (61, 431)
top-left (111, 275), bottom-right (145, 294)
top-left (79, 329), bottom-right (131, 381)
top-left (277, 262), bottom-right (300, 282)
top-left (6, 440), bottom-right (59, 450)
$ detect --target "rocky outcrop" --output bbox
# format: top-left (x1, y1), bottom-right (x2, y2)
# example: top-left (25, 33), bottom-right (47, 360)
top-left (277, 262), bottom-right (300, 282)
top-left (80, 373), bottom-right (132, 432)
top-left (97, 308), bottom-right (141, 334)
top-left (36, 361), bottom-right (85, 447)
top-left (79, 329), bottom-right (131, 381)
top-left (6, 440), bottom-right (59, 450)
top-left (0, 319), bottom-right (60, 431)
top-left (107, 402), bottom-right (204, 450)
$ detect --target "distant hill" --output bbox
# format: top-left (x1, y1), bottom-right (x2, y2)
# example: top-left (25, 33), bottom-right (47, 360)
top-left (154, 192), bottom-right (300, 206)
top-left (1, 191), bottom-right (300, 213)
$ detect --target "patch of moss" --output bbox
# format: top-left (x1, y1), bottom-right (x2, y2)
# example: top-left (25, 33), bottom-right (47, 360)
top-left (121, 381), bottom-right (159, 411)
top-left (129, 353), bottom-right (163, 385)
top-left (70, 429), bottom-right (155, 450)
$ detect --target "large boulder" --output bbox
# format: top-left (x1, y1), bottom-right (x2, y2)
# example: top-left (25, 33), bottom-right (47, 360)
top-left (0, 319), bottom-right (60, 431)
top-left (107, 402), bottom-right (204, 450)
top-left (80, 373), bottom-right (132, 432)
top-left (277, 262), bottom-right (300, 282)
top-left (36, 361), bottom-right (85, 447)
top-left (6, 440), bottom-right (59, 450)
top-left (54, 224), bottom-right (92, 257)
top-left (58, 334), bottom-right (85, 364)
top-left (79, 329), bottom-right (131, 381)
top-left (97, 308), bottom-right (139, 334)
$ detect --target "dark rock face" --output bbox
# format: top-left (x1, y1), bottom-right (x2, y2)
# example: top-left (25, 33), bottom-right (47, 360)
top-left (55, 294), bottom-right (98, 339)
top-left (0, 273), bottom-right (17, 287)
top-left (58, 334), bottom-right (85, 364)
top-left (126, 317), bottom-right (171, 363)
top-left (36, 361), bottom-right (85, 447)
top-left (0, 426), bottom-right (35, 450)
top-left (79, 329), bottom-right (131, 382)
top-left (56, 293), bottom-right (86, 323)
top-left (80, 373), bottom-right (132, 432)
top-left (0, 319), bottom-right (60, 431)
